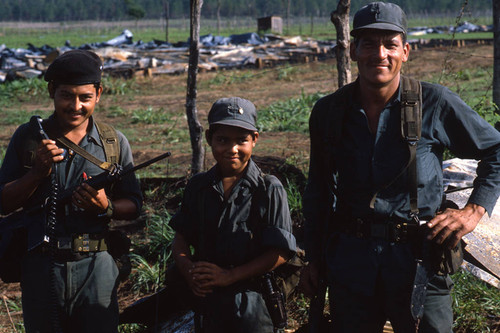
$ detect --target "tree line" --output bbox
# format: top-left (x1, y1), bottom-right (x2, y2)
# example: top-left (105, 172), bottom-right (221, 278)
top-left (0, 0), bottom-right (492, 22)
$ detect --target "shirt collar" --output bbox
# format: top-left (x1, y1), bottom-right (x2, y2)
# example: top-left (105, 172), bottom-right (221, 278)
top-left (351, 77), bottom-right (402, 109)
top-left (207, 158), bottom-right (262, 192)
top-left (47, 114), bottom-right (102, 147)
top-left (86, 117), bottom-right (103, 147)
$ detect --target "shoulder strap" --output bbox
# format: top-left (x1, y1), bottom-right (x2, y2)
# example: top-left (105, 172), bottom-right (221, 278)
top-left (400, 76), bottom-right (422, 218)
top-left (56, 136), bottom-right (114, 171)
top-left (94, 121), bottom-right (121, 165)
top-left (369, 76), bottom-right (422, 218)
top-left (55, 122), bottom-right (121, 172)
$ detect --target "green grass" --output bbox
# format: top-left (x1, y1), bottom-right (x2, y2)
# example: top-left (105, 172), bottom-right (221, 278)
top-left (0, 14), bottom-right (493, 50)
top-left (0, 109), bottom-right (52, 126)
top-left (258, 90), bottom-right (326, 133)
top-left (452, 269), bottom-right (500, 332)
top-left (129, 207), bottom-right (175, 295)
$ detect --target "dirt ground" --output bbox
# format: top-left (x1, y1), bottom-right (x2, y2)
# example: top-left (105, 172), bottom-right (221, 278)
top-left (0, 42), bottom-right (496, 332)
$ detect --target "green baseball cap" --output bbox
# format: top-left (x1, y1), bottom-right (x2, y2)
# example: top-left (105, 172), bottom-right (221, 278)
top-left (351, 2), bottom-right (407, 37)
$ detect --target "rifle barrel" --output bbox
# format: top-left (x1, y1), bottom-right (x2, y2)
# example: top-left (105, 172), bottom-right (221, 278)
top-left (126, 151), bottom-right (171, 175)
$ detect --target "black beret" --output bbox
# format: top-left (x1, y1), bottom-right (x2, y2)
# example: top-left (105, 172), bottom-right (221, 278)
top-left (44, 49), bottom-right (103, 85)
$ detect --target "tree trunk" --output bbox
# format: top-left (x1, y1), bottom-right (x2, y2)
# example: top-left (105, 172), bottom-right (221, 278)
top-left (494, 0), bottom-right (500, 109)
top-left (186, 0), bottom-right (205, 175)
top-left (331, 0), bottom-right (352, 88)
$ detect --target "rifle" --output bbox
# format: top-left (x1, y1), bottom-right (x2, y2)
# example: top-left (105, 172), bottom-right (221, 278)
top-left (56, 151), bottom-right (171, 204)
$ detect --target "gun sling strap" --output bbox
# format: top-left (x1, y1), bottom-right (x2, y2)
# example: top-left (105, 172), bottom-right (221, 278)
top-left (369, 75), bottom-right (422, 219)
top-left (55, 121), bottom-right (120, 172)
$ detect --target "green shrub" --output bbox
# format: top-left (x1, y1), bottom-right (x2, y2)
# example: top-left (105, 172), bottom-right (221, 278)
top-left (258, 91), bottom-right (326, 133)
top-left (129, 208), bottom-right (175, 294)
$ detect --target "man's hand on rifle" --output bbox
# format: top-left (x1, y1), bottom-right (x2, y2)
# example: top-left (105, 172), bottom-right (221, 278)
top-left (32, 139), bottom-right (65, 179)
top-left (72, 182), bottom-right (109, 214)
top-left (298, 261), bottom-right (320, 297)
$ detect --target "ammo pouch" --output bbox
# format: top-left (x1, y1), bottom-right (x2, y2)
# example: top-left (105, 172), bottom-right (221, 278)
top-left (105, 230), bottom-right (132, 281)
top-left (430, 239), bottom-right (464, 275)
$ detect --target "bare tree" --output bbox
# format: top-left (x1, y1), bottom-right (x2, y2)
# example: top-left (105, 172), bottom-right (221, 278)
top-left (186, 0), bottom-right (205, 175)
top-left (494, 0), bottom-right (500, 109)
top-left (330, 0), bottom-right (352, 88)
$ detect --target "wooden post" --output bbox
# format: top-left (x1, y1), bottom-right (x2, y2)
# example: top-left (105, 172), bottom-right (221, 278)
top-left (331, 0), bottom-right (352, 88)
top-left (186, 0), bottom-right (205, 175)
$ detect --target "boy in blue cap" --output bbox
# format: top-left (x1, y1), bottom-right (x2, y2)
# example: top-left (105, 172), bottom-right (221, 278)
top-left (171, 97), bottom-right (296, 332)
top-left (0, 49), bottom-right (142, 332)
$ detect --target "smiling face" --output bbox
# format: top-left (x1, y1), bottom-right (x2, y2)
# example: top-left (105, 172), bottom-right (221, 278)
top-left (207, 125), bottom-right (258, 177)
top-left (350, 30), bottom-right (409, 89)
top-left (50, 83), bottom-right (102, 132)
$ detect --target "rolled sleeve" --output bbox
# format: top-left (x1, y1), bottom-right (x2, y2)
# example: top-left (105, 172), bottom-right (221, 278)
top-left (262, 177), bottom-right (296, 256)
top-left (261, 226), bottom-right (296, 255)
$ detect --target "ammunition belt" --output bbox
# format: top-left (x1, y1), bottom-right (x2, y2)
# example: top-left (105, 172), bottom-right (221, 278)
top-left (333, 216), bottom-right (420, 243)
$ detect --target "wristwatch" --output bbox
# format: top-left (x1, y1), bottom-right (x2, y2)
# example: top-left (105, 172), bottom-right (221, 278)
top-left (98, 198), bottom-right (114, 218)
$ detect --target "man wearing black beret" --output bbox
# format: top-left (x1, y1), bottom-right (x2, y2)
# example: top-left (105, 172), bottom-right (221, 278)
top-left (300, 2), bottom-right (500, 332)
top-left (0, 50), bottom-right (143, 332)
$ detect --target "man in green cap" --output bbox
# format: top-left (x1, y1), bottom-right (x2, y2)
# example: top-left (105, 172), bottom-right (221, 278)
top-left (300, 2), bottom-right (500, 332)
top-left (0, 49), bottom-right (143, 332)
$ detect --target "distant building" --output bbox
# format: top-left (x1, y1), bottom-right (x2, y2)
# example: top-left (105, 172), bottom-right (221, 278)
top-left (257, 16), bottom-right (283, 34)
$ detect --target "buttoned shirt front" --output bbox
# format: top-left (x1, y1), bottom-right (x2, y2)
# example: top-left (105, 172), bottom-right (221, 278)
top-left (171, 158), bottom-right (296, 268)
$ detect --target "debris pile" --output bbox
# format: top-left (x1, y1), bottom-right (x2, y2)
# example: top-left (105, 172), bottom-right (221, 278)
top-left (0, 29), bottom-right (335, 83)
top-left (408, 21), bottom-right (492, 36)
